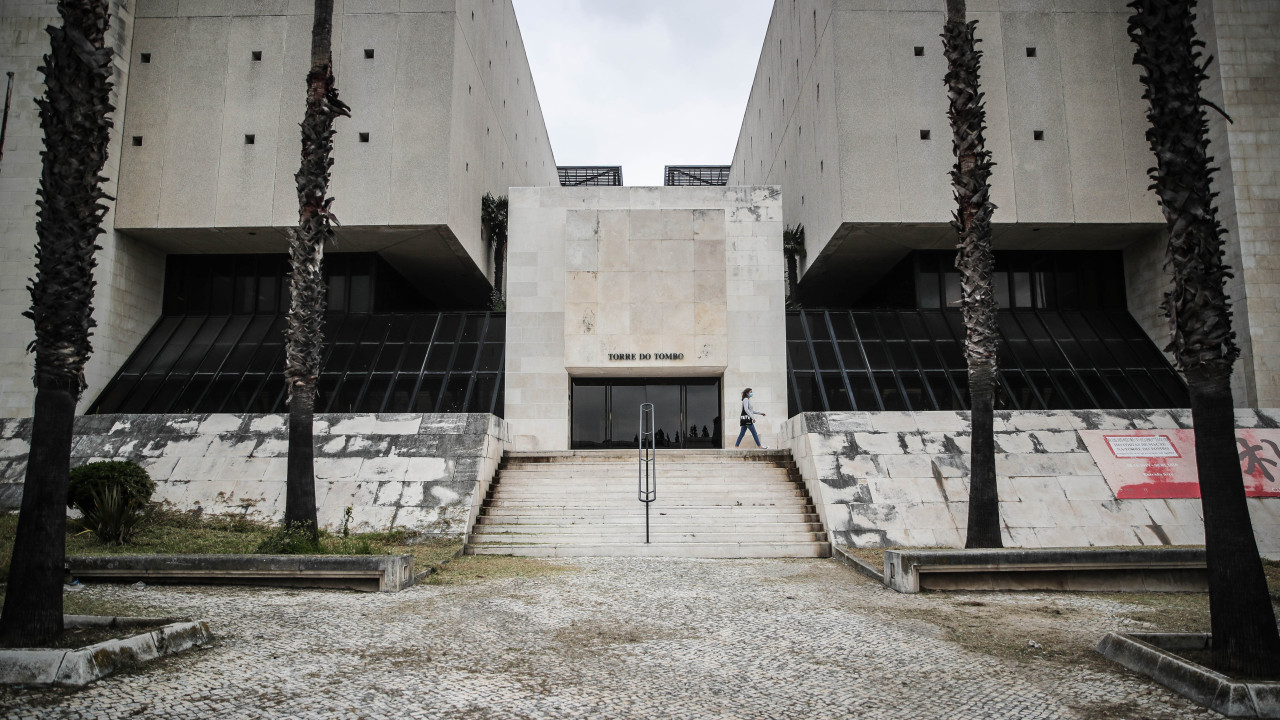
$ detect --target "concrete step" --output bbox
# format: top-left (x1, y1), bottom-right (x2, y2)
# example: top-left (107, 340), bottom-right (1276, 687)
top-left (481, 507), bottom-right (819, 517)
top-left (467, 448), bottom-right (827, 559)
top-left (493, 473), bottom-right (797, 481)
top-left (465, 541), bottom-right (832, 558)
top-left (496, 466), bottom-right (788, 471)
top-left (473, 521), bottom-right (827, 535)
top-left (494, 461), bottom-right (793, 468)
top-left (470, 531), bottom-right (826, 545)
top-left (489, 489), bottom-right (806, 500)
top-left (503, 457), bottom-right (793, 466)
top-left (480, 500), bottom-right (815, 510)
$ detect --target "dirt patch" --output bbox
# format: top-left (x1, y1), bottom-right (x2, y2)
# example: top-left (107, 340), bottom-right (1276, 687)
top-left (553, 619), bottom-right (649, 647)
top-left (425, 554), bottom-right (574, 585)
top-left (843, 547), bottom-right (888, 569)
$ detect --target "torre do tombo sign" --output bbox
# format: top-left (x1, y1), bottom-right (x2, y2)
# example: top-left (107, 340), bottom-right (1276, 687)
top-left (608, 353), bottom-right (685, 361)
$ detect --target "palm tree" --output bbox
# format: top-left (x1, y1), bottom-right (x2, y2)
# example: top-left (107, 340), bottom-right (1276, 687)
top-left (782, 224), bottom-right (805, 308)
top-left (943, 0), bottom-right (1001, 548)
top-left (0, 0), bottom-right (114, 647)
top-left (482, 193), bottom-right (508, 310)
top-left (1128, 0), bottom-right (1280, 676)
top-left (282, 0), bottom-right (349, 543)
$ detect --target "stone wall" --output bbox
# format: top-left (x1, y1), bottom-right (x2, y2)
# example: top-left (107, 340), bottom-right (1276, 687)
top-left (728, 0), bottom-right (1165, 293)
top-left (505, 185), bottom-right (787, 451)
top-left (0, 413), bottom-right (509, 536)
top-left (0, 0), bottom-right (166, 418)
top-left (1201, 0), bottom-right (1280, 407)
top-left (779, 409), bottom-right (1280, 559)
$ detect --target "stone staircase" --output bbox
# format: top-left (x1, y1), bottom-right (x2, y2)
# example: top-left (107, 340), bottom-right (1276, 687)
top-left (464, 449), bottom-right (830, 558)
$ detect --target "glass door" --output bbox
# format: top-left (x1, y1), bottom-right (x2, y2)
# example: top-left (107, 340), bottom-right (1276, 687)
top-left (570, 378), bottom-right (721, 449)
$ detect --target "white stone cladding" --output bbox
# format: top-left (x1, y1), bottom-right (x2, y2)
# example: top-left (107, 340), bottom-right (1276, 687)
top-left (0, 0), bottom-right (559, 418)
top-left (0, 412), bottom-right (509, 535)
top-left (728, 0), bottom-right (1164, 286)
top-left (113, 0), bottom-right (557, 278)
top-left (505, 186), bottom-right (787, 451)
top-left (1124, 0), bottom-right (1277, 408)
top-left (779, 409), bottom-right (1280, 559)
top-left (732, 0), bottom-right (1279, 409)
top-left (1199, 0), bottom-right (1280, 407)
top-left (0, 0), bottom-right (166, 419)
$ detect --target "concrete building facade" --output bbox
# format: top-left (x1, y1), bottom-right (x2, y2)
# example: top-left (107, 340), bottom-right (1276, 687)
top-left (0, 0), bottom-right (558, 418)
top-left (0, 1), bottom-right (1276, 549)
top-left (728, 0), bottom-right (1279, 407)
top-left (504, 186), bottom-right (787, 450)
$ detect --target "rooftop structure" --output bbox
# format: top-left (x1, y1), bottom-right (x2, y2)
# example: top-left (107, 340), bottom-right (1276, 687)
top-left (664, 166), bottom-right (730, 186)
top-left (557, 166), bottom-right (624, 187)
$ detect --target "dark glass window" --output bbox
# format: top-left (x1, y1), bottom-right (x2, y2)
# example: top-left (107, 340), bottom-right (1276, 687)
top-left (91, 312), bottom-right (506, 416)
top-left (786, 309), bottom-right (1187, 414)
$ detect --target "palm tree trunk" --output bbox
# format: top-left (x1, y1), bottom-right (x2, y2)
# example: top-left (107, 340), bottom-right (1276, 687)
top-left (0, 0), bottom-right (114, 647)
top-left (785, 251), bottom-right (799, 302)
top-left (283, 0), bottom-right (348, 542)
top-left (493, 234), bottom-right (506, 300)
top-left (1, 387), bottom-right (76, 646)
top-left (943, 0), bottom-right (1002, 548)
top-left (1128, 0), bottom-right (1279, 676)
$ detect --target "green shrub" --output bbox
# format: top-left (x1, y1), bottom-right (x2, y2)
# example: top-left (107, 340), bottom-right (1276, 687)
top-left (256, 524), bottom-right (322, 555)
top-left (74, 485), bottom-right (144, 545)
top-left (67, 461), bottom-right (154, 513)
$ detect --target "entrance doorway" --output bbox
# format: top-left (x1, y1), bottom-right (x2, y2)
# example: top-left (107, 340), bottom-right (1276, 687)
top-left (571, 378), bottom-right (722, 449)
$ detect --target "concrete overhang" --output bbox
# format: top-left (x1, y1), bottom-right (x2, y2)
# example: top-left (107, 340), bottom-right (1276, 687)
top-left (800, 221), bottom-right (1167, 299)
top-left (114, 224), bottom-right (492, 308)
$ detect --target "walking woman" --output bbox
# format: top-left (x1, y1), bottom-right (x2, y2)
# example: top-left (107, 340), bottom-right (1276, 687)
top-left (735, 387), bottom-right (768, 449)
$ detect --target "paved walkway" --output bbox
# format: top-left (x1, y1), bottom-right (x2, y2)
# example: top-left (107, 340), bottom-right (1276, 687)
top-left (2, 558), bottom-right (1215, 719)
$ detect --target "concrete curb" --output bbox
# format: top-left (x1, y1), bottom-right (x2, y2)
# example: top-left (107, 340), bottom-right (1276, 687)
top-left (883, 547), bottom-right (1206, 593)
top-left (0, 618), bottom-right (214, 688)
top-left (68, 554), bottom-right (416, 592)
top-left (1097, 632), bottom-right (1280, 718)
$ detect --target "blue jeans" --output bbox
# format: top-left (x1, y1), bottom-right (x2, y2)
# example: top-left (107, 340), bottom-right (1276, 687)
top-left (735, 424), bottom-right (761, 447)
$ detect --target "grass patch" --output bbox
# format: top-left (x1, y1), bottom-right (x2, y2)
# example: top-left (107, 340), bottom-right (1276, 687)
top-left (424, 554), bottom-right (571, 585)
top-left (0, 507), bottom-right (465, 582)
top-left (843, 546), bottom-right (889, 569)
top-left (37, 620), bottom-right (171, 650)
top-left (0, 588), bottom-right (159, 649)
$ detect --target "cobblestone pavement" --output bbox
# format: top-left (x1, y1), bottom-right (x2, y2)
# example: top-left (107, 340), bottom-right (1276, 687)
top-left (2, 558), bottom-right (1217, 719)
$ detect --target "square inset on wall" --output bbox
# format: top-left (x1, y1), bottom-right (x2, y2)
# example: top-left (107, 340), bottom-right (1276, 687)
top-left (1033, 130), bottom-right (1045, 141)
top-left (244, 134), bottom-right (255, 145)
top-left (359, 132), bottom-right (370, 143)
top-left (914, 46), bottom-right (924, 57)
top-left (251, 50), bottom-right (262, 61)
top-left (1026, 47), bottom-right (1037, 58)
top-left (920, 129), bottom-right (931, 140)
top-left (140, 52), bottom-right (151, 63)
top-left (131, 136), bottom-right (143, 146)
top-left (364, 49), bottom-right (375, 59)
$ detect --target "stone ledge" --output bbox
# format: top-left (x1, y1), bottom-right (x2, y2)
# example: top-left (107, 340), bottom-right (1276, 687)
top-left (68, 554), bottom-right (415, 593)
top-left (1097, 632), bottom-right (1280, 718)
top-left (883, 547), bottom-right (1207, 593)
top-left (0, 618), bottom-right (213, 688)
top-left (832, 546), bottom-right (884, 583)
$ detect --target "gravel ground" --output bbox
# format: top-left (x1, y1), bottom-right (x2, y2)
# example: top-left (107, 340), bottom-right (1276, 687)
top-left (0, 557), bottom-right (1218, 719)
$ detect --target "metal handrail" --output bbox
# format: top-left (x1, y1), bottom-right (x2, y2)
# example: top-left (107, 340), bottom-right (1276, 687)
top-left (638, 402), bottom-right (656, 543)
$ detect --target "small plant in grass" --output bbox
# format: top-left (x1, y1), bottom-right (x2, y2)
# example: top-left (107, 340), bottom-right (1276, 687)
top-left (67, 461), bottom-right (154, 514)
top-left (73, 485), bottom-right (143, 545)
top-left (256, 522), bottom-right (323, 554)
top-left (341, 506), bottom-right (353, 537)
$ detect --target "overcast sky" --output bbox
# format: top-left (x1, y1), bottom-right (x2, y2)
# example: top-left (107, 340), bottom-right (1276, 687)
top-left (510, 0), bottom-right (774, 186)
